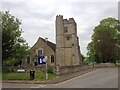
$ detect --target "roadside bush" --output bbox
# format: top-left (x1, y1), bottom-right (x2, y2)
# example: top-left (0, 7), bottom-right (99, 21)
top-left (47, 67), bottom-right (54, 74)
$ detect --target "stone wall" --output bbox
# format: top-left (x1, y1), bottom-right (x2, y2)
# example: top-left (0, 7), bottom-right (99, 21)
top-left (2, 63), bottom-right (116, 73)
top-left (56, 63), bottom-right (115, 75)
top-left (94, 63), bottom-right (115, 68)
top-left (2, 66), bottom-right (21, 72)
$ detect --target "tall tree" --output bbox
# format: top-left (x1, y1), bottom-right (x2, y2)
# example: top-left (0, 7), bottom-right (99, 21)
top-left (87, 17), bottom-right (120, 63)
top-left (1, 11), bottom-right (29, 66)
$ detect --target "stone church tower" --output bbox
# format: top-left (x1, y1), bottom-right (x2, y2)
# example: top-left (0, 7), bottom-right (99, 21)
top-left (56, 15), bottom-right (82, 67)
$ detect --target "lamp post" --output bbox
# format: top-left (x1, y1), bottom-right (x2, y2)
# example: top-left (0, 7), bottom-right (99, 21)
top-left (45, 37), bottom-right (48, 80)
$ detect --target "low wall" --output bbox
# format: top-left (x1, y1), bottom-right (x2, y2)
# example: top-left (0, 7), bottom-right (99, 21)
top-left (56, 65), bottom-right (93, 75)
top-left (56, 63), bottom-right (115, 75)
top-left (94, 63), bottom-right (115, 68)
top-left (2, 66), bottom-right (18, 72)
top-left (2, 63), bottom-right (115, 73)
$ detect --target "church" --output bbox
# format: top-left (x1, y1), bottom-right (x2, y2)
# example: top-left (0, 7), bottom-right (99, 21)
top-left (23, 15), bottom-right (82, 72)
top-left (23, 37), bottom-right (56, 70)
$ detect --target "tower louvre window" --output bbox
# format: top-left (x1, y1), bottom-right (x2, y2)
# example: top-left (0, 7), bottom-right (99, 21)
top-left (64, 27), bottom-right (68, 33)
top-left (66, 36), bottom-right (70, 40)
top-left (66, 35), bottom-right (72, 40)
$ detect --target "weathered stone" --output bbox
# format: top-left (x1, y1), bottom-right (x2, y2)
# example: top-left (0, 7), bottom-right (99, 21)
top-left (56, 15), bottom-right (82, 67)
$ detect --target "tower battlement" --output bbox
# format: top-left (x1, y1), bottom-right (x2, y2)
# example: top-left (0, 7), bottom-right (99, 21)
top-left (56, 15), bottom-right (63, 18)
top-left (63, 18), bottom-right (76, 24)
top-left (69, 18), bottom-right (75, 23)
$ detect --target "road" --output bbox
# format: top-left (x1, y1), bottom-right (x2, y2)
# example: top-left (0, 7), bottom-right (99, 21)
top-left (2, 67), bottom-right (118, 88)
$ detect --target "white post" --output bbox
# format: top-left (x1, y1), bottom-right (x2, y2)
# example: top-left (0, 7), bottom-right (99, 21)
top-left (46, 60), bottom-right (48, 80)
top-left (45, 38), bottom-right (48, 80)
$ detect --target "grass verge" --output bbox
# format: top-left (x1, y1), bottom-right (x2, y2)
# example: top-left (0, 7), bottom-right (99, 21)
top-left (2, 71), bottom-right (59, 80)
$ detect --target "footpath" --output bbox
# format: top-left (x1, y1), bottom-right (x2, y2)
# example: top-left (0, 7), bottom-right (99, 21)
top-left (2, 68), bottom-right (96, 84)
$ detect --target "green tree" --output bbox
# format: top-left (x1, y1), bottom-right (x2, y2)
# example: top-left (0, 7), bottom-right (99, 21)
top-left (81, 54), bottom-right (85, 64)
top-left (87, 17), bottom-right (120, 63)
top-left (1, 11), bottom-right (29, 66)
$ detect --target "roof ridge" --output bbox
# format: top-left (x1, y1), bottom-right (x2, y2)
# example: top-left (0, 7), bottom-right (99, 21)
top-left (38, 37), bottom-right (56, 51)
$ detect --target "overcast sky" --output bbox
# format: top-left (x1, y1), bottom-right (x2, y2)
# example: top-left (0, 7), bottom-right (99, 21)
top-left (1, 0), bottom-right (119, 55)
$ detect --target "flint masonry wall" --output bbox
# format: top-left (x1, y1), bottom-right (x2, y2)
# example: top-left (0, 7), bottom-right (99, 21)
top-left (56, 15), bottom-right (82, 67)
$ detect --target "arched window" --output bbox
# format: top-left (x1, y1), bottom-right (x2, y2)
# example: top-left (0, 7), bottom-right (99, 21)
top-left (51, 55), bottom-right (54, 63)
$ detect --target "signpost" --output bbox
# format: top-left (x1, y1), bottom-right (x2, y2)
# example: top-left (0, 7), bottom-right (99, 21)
top-left (37, 37), bottom-right (48, 80)
top-left (45, 56), bottom-right (48, 80)
top-left (38, 55), bottom-right (48, 80)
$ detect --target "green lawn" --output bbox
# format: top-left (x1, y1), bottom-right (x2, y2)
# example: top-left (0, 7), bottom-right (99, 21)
top-left (2, 71), bottom-right (59, 80)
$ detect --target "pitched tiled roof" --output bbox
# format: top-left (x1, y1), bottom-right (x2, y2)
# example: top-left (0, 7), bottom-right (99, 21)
top-left (30, 37), bottom-right (56, 52)
top-left (39, 37), bottom-right (56, 51)
top-left (38, 37), bottom-right (56, 52)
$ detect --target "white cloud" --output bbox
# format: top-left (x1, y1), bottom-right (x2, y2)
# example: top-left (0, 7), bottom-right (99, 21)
top-left (1, 0), bottom-right (119, 55)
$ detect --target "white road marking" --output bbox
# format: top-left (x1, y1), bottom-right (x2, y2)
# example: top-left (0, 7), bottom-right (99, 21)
top-left (38, 85), bottom-right (47, 87)
top-left (30, 85), bottom-right (47, 88)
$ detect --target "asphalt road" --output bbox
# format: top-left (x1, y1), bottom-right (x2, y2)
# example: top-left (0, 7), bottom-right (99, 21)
top-left (2, 67), bottom-right (118, 88)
